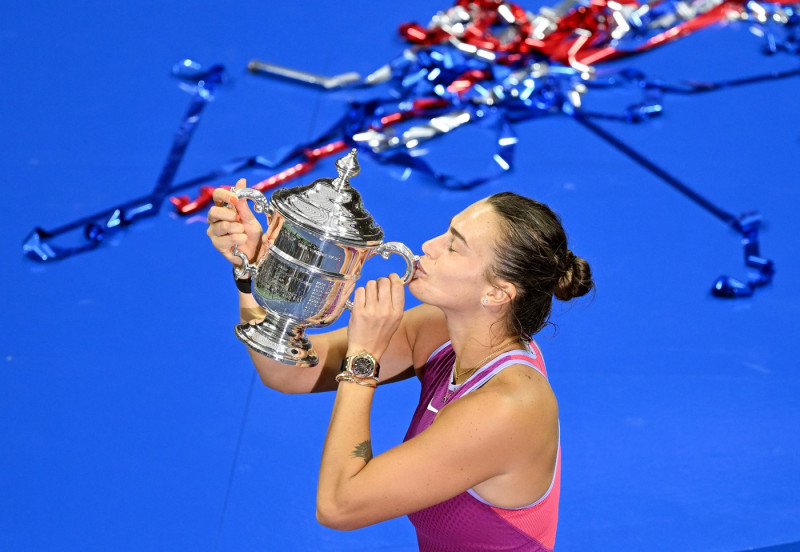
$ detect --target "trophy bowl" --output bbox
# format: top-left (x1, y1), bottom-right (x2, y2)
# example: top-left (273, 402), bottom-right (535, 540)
top-left (231, 149), bottom-right (417, 366)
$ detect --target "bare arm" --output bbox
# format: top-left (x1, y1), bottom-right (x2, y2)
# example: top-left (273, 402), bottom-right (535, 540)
top-left (238, 292), bottom-right (446, 393)
top-left (316, 369), bottom-right (557, 530)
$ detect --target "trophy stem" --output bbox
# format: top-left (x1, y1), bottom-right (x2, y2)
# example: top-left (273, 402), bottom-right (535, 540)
top-left (234, 314), bottom-right (319, 367)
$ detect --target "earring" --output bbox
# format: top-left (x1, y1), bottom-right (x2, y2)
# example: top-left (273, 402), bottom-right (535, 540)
top-left (481, 297), bottom-right (488, 307)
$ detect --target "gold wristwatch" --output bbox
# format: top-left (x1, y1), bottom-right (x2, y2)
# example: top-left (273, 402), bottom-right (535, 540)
top-left (340, 351), bottom-right (381, 380)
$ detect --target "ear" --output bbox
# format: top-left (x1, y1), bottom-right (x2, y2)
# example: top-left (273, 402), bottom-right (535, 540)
top-left (484, 279), bottom-right (516, 307)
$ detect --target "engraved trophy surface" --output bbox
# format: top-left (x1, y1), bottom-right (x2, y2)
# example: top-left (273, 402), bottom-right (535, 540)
top-left (232, 149), bottom-right (417, 366)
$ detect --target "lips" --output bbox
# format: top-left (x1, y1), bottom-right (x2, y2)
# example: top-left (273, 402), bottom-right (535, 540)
top-left (415, 258), bottom-right (428, 277)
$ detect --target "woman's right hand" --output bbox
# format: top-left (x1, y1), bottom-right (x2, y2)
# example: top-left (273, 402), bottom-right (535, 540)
top-left (206, 178), bottom-right (264, 266)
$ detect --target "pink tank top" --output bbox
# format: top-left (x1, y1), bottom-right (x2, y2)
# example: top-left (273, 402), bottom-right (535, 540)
top-left (404, 341), bottom-right (560, 552)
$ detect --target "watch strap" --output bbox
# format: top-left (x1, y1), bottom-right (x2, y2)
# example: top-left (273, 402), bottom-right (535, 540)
top-left (233, 267), bottom-right (252, 294)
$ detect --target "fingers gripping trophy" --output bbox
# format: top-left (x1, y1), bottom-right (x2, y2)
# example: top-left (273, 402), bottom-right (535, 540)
top-left (230, 149), bottom-right (418, 367)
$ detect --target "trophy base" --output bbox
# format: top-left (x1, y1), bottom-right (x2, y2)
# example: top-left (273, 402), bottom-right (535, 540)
top-left (234, 317), bottom-right (319, 367)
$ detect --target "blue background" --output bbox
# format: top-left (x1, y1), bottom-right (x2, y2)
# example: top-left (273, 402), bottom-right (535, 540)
top-left (2, 1), bottom-right (799, 551)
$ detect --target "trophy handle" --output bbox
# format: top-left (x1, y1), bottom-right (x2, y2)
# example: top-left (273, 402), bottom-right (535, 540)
top-left (345, 241), bottom-right (419, 310)
top-left (373, 241), bottom-right (418, 284)
top-left (232, 246), bottom-right (256, 279)
top-left (230, 187), bottom-right (272, 279)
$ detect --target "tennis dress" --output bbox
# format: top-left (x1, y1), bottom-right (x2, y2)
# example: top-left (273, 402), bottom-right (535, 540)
top-left (404, 341), bottom-right (560, 552)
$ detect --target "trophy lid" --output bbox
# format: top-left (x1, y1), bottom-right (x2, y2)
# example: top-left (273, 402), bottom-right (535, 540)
top-left (271, 149), bottom-right (385, 246)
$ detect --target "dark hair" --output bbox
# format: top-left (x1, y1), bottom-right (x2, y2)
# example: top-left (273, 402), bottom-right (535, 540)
top-left (485, 192), bottom-right (594, 340)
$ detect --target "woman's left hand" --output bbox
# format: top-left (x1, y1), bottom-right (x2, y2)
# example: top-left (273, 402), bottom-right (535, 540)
top-left (347, 274), bottom-right (405, 361)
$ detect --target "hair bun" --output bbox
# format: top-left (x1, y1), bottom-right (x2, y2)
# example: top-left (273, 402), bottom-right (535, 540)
top-left (554, 251), bottom-right (594, 301)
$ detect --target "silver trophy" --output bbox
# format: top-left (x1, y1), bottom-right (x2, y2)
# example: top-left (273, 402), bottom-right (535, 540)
top-left (231, 149), bottom-right (418, 366)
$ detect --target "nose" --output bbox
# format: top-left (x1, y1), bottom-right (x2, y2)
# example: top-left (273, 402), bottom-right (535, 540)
top-left (421, 238), bottom-right (434, 257)
top-left (421, 233), bottom-right (443, 258)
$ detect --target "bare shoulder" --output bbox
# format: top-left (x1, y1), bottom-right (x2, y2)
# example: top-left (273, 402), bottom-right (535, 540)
top-left (489, 364), bottom-right (558, 412)
top-left (401, 304), bottom-right (449, 372)
top-left (429, 367), bottom-right (557, 462)
top-left (434, 366), bottom-right (559, 506)
top-left (445, 364), bottom-right (558, 434)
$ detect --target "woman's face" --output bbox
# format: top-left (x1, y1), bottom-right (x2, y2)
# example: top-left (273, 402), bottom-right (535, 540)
top-left (409, 200), bottom-right (501, 312)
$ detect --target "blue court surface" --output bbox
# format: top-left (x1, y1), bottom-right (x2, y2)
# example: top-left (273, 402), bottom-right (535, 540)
top-left (2, 1), bottom-right (799, 551)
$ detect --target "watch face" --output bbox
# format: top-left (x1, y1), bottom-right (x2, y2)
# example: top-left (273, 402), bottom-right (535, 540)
top-left (351, 356), bottom-right (375, 377)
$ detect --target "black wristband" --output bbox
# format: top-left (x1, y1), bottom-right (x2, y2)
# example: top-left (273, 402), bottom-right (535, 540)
top-left (233, 268), bottom-right (252, 294)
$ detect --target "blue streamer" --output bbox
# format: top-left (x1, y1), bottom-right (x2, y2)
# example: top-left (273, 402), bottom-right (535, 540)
top-left (23, 60), bottom-right (229, 262)
top-left (572, 114), bottom-right (775, 297)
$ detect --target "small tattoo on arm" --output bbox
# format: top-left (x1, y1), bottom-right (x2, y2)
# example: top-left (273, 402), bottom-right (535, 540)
top-left (351, 440), bottom-right (373, 463)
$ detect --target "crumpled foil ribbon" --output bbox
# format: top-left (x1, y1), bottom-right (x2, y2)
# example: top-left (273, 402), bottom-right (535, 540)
top-left (24, 0), bottom-right (798, 298)
top-left (168, 0), bottom-right (797, 213)
top-left (229, 0), bottom-right (795, 296)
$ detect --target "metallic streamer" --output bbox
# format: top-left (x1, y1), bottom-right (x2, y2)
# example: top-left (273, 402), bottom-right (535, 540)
top-left (24, 0), bottom-right (799, 298)
top-left (23, 60), bottom-right (229, 261)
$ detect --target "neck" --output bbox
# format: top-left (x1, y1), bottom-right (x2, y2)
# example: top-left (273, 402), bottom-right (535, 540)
top-left (444, 306), bottom-right (511, 351)
top-left (443, 311), bottom-right (519, 384)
